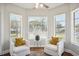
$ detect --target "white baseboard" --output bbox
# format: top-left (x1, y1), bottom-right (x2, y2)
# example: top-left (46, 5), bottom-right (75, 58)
top-left (65, 49), bottom-right (79, 56)
top-left (2, 49), bottom-right (9, 55)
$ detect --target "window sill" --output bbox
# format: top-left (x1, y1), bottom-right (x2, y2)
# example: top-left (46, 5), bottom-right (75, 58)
top-left (71, 41), bottom-right (79, 47)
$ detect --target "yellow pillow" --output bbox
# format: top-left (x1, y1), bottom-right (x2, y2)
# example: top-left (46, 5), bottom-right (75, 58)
top-left (15, 37), bottom-right (26, 47)
top-left (21, 40), bottom-right (26, 45)
top-left (49, 37), bottom-right (59, 45)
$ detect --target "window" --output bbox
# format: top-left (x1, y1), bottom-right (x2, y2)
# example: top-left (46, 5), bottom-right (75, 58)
top-left (55, 14), bottom-right (65, 39)
top-left (28, 16), bottom-right (48, 40)
top-left (10, 13), bottom-right (22, 38)
top-left (72, 8), bottom-right (79, 45)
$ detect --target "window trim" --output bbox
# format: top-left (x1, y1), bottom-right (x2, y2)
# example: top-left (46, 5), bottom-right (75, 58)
top-left (28, 16), bottom-right (48, 40)
top-left (71, 8), bottom-right (79, 46)
top-left (54, 13), bottom-right (66, 40)
top-left (10, 13), bottom-right (22, 38)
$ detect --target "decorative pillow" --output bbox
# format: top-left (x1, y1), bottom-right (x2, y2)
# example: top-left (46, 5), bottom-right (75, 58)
top-left (15, 37), bottom-right (26, 47)
top-left (21, 40), bottom-right (26, 45)
top-left (49, 37), bottom-right (59, 45)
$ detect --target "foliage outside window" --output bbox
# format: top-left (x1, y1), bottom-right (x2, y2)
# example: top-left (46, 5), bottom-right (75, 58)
top-left (10, 13), bottom-right (22, 38)
top-left (28, 16), bottom-right (47, 40)
top-left (55, 14), bottom-right (65, 39)
top-left (74, 9), bottom-right (79, 45)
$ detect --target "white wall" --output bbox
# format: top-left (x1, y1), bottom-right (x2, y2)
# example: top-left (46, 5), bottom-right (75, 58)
top-left (0, 3), bottom-right (79, 55)
top-left (26, 9), bottom-right (54, 39)
top-left (26, 3), bottom-right (79, 55)
top-left (68, 3), bottom-right (79, 55)
top-left (1, 4), bottom-right (56, 51)
top-left (25, 9), bottom-right (54, 47)
top-left (50, 3), bottom-right (71, 51)
top-left (0, 4), bottom-right (27, 54)
top-left (50, 3), bottom-right (79, 55)
top-left (0, 4), bottom-right (1, 55)
top-left (0, 3), bottom-right (6, 55)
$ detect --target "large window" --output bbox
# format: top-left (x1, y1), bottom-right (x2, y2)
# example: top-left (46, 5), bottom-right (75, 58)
top-left (28, 16), bottom-right (48, 40)
top-left (55, 14), bottom-right (65, 39)
top-left (73, 8), bottom-right (79, 45)
top-left (10, 13), bottom-right (22, 38)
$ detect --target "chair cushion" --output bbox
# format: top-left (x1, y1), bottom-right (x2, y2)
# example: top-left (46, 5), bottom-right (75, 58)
top-left (45, 44), bottom-right (57, 51)
top-left (13, 45), bottom-right (29, 53)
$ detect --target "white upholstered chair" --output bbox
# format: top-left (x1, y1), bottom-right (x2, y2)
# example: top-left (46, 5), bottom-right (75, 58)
top-left (44, 40), bottom-right (64, 56)
top-left (10, 38), bottom-right (30, 56)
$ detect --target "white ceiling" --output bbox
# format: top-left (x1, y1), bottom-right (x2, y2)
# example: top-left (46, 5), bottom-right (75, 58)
top-left (13, 3), bottom-right (63, 9)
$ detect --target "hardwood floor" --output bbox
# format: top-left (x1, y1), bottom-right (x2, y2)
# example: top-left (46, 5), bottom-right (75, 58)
top-left (30, 47), bottom-right (73, 56)
top-left (1, 47), bottom-right (73, 56)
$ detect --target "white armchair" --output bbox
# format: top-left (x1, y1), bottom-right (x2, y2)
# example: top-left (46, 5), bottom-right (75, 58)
top-left (10, 38), bottom-right (30, 56)
top-left (44, 40), bottom-right (64, 56)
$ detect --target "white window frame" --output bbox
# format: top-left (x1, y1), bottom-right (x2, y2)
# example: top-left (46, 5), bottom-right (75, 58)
top-left (10, 13), bottom-right (22, 38)
top-left (28, 16), bottom-right (48, 40)
top-left (54, 13), bottom-right (66, 40)
top-left (71, 8), bottom-right (79, 46)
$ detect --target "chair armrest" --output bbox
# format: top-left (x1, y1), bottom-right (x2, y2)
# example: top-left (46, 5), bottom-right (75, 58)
top-left (25, 40), bottom-right (30, 47)
top-left (57, 40), bottom-right (64, 56)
